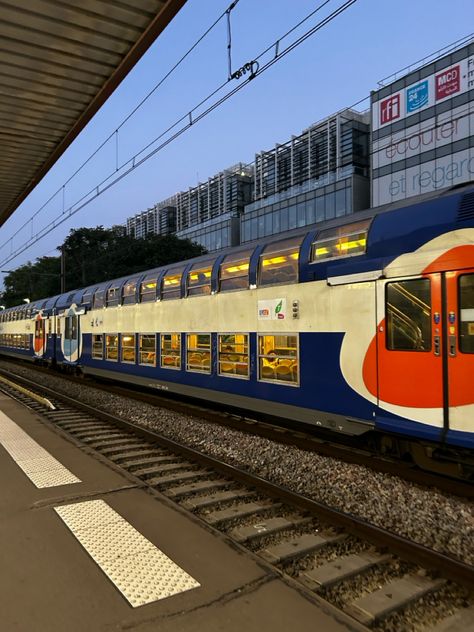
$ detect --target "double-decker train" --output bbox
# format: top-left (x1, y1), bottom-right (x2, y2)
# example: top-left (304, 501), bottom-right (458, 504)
top-left (1, 184), bottom-right (473, 478)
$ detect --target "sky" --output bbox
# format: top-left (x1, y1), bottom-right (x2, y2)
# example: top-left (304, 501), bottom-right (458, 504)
top-left (1, 0), bottom-right (474, 284)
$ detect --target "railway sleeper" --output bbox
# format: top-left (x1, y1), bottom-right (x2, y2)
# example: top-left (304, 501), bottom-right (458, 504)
top-left (230, 515), bottom-right (311, 544)
top-left (181, 489), bottom-right (256, 511)
top-left (166, 479), bottom-right (231, 499)
top-left (148, 469), bottom-right (210, 487)
top-left (260, 532), bottom-right (347, 565)
top-left (204, 501), bottom-right (281, 526)
top-left (344, 574), bottom-right (447, 626)
top-left (302, 550), bottom-right (393, 590)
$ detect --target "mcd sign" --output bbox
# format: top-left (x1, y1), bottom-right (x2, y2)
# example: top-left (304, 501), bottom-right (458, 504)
top-left (436, 65), bottom-right (461, 100)
top-left (380, 94), bottom-right (401, 125)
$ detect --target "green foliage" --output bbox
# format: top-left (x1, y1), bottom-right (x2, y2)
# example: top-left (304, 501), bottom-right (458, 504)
top-left (2, 227), bottom-right (206, 307)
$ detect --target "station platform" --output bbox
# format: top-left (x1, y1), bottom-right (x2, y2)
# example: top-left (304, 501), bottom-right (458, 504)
top-left (0, 392), bottom-right (362, 632)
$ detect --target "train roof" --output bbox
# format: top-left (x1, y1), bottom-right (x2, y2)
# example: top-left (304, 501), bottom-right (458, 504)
top-left (2, 181), bottom-right (474, 315)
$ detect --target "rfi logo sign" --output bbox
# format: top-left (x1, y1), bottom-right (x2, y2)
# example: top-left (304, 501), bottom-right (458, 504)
top-left (380, 94), bottom-right (400, 125)
top-left (406, 80), bottom-right (428, 113)
top-left (436, 65), bottom-right (460, 100)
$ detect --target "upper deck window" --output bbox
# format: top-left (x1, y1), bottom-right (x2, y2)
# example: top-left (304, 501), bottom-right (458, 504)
top-left (258, 237), bottom-right (302, 287)
top-left (219, 249), bottom-right (252, 292)
top-left (140, 275), bottom-right (157, 303)
top-left (162, 267), bottom-right (184, 300)
top-left (311, 219), bottom-right (370, 263)
top-left (82, 289), bottom-right (93, 307)
top-left (187, 261), bottom-right (213, 297)
top-left (106, 286), bottom-right (120, 307)
top-left (93, 288), bottom-right (105, 309)
top-left (122, 278), bottom-right (138, 304)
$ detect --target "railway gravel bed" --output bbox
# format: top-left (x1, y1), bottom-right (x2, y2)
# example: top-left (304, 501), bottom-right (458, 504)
top-left (1, 361), bottom-right (473, 567)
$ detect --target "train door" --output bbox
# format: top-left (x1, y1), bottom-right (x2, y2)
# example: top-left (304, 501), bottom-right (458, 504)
top-left (375, 271), bottom-right (474, 440)
top-left (62, 306), bottom-right (82, 364)
top-left (445, 269), bottom-right (474, 438)
top-left (33, 314), bottom-right (46, 357)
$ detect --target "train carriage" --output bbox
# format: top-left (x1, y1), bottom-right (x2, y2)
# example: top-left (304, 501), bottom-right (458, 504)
top-left (1, 184), bottom-right (473, 476)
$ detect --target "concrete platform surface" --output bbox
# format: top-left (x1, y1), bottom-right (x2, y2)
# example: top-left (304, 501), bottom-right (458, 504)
top-left (0, 393), bottom-right (361, 632)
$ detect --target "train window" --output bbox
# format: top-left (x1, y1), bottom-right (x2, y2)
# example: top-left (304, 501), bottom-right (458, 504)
top-left (82, 289), bottom-right (93, 307)
top-left (186, 334), bottom-right (211, 373)
top-left (123, 278), bottom-right (138, 305)
top-left (258, 334), bottom-right (299, 385)
top-left (65, 316), bottom-right (77, 340)
top-left (93, 288), bottom-right (105, 309)
top-left (258, 237), bottom-right (302, 287)
top-left (386, 279), bottom-right (431, 351)
top-left (219, 249), bottom-right (252, 292)
top-left (121, 333), bottom-right (136, 363)
top-left (161, 333), bottom-right (181, 369)
top-left (92, 335), bottom-right (103, 359)
top-left (57, 318), bottom-right (61, 335)
top-left (162, 267), bottom-right (184, 300)
top-left (139, 334), bottom-right (156, 366)
top-left (311, 219), bottom-right (370, 263)
top-left (187, 261), bottom-right (213, 297)
top-left (105, 334), bottom-right (119, 361)
top-left (459, 274), bottom-right (474, 354)
top-left (106, 286), bottom-right (120, 307)
top-left (218, 334), bottom-right (249, 378)
top-left (140, 276), bottom-right (157, 303)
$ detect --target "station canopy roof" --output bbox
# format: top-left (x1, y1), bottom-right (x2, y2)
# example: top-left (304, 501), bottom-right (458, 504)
top-left (0, 0), bottom-right (187, 228)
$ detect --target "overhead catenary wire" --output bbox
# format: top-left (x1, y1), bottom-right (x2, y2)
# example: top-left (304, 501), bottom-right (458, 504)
top-left (0, 0), bottom-right (358, 268)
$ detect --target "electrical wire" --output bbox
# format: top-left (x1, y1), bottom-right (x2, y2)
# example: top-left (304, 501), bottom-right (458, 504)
top-left (0, 0), bottom-right (358, 267)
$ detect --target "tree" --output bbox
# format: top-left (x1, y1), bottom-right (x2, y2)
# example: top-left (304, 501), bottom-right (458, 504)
top-left (1, 227), bottom-right (207, 307)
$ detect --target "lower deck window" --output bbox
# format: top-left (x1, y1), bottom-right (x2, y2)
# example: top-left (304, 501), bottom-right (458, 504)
top-left (218, 334), bottom-right (249, 377)
top-left (139, 334), bottom-right (156, 365)
top-left (92, 334), bottom-right (103, 359)
top-left (186, 334), bottom-right (211, 373)
top-left (161, 333), bottom-right (181, 368)
top-left (258, 334), bottom-right (299, 384)
top-left (105, 334), bottom-right (118, 361)
top-left (121, 333), bottom-right (136, 363)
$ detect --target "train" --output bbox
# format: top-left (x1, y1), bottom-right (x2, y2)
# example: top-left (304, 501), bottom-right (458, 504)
top-left (1, 183), bottom-right (473, 479)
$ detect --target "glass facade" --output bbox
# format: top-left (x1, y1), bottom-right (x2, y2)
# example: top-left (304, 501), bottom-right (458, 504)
top-left (241, 179), bottom-right (354, 243)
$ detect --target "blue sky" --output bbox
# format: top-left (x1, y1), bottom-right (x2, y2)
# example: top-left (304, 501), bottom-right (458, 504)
top-left (1, 0), bottom-right (474, 279)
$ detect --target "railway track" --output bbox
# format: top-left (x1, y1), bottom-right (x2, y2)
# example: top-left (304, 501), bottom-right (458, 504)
top-left (0, 369), bottom-right (473, 631)
top-left (1, 358), bottom-right (472, 499)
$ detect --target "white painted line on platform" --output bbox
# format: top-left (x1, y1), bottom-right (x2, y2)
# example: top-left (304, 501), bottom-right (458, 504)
top-left (55, 499), bottom-right (200, 607)
top-left (0, 410), bottom-right (81, 488)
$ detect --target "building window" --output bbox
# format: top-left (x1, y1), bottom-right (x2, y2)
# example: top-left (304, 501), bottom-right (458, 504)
top-left (386, 279), bottom-right (431, 351)
top-left (186, 334), bottom-right (211, 373)
top-left (459, 274), bottom-right (474, 354)
top-left (121, 333), bottom-right (136, 363)
top-left (187, 261), bottom-right (213, 296)
top-left (139, 334), bottom-right (156, 365)
top-left (162, 268), bottom-right (183, 300)
top-left (92, 334), bottom-right (103, 359)
top-left (259, 236), bottom-right (302, 287)
top-left (258, 334), bottom-right (299, 384)
top-left (105, 334), bottom-right (119, 361)
top-left (140, 276), bottom-right (157, 302)
top-left (218, 334), bottom-right (249, 378)
top-left (312, 218), bottom-right (370, 262)
top-left (220, 249), bottom-right (252, 292)
top-left (161, 333), bottom-right (181, 368)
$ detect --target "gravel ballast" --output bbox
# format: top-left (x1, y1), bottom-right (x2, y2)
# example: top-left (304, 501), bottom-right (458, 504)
top-left (3, 362), bottom-right (473, 565)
